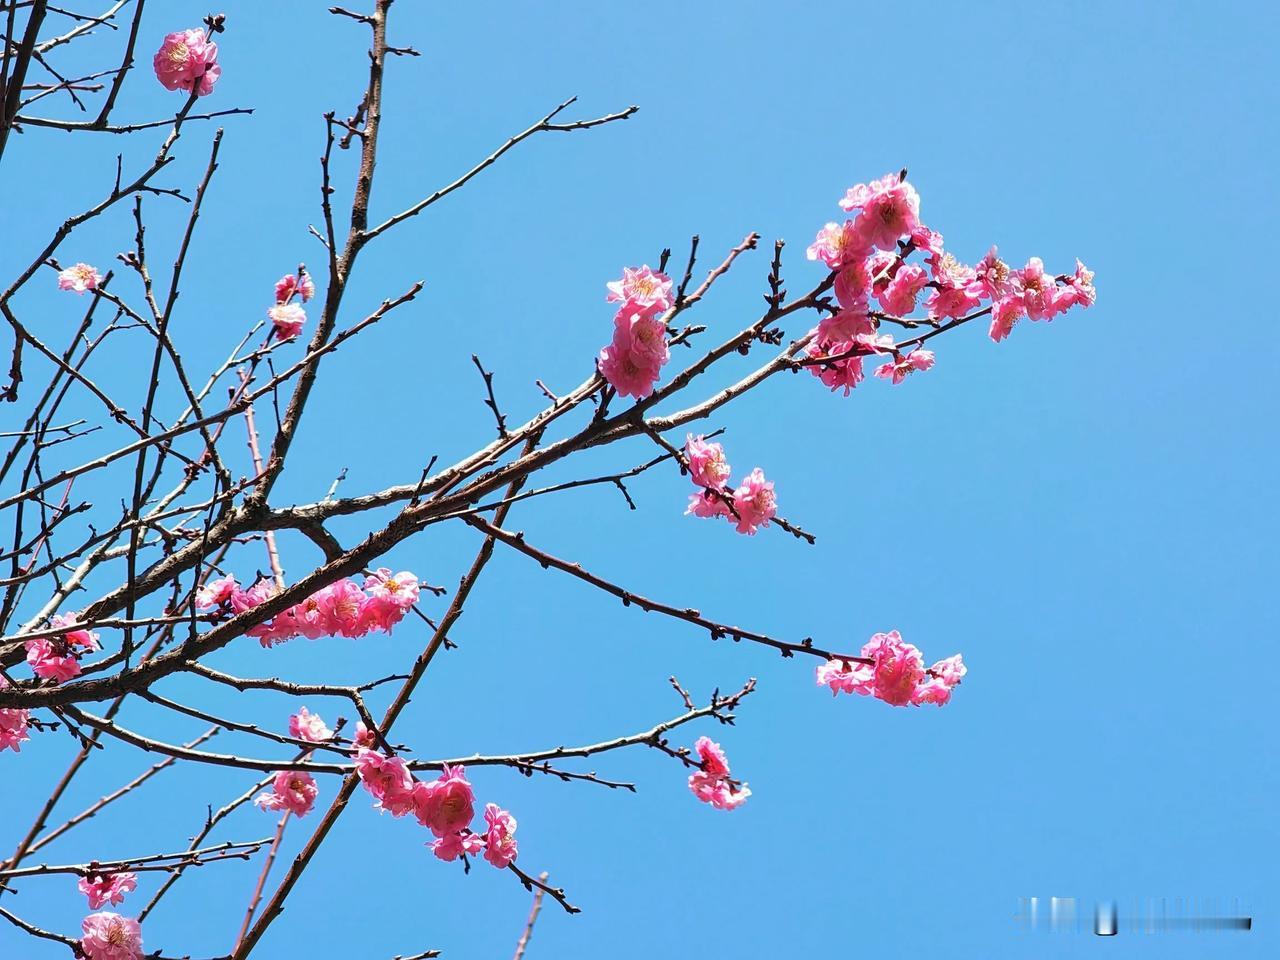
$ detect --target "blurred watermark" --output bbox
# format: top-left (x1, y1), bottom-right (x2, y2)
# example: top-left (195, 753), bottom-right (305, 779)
top-left (1015, 897), bottom-right (1252, 935)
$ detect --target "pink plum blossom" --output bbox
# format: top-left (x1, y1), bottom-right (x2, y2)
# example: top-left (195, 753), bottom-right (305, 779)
top-left (153, 29), bottom-right (220, 96)
top-left (80, 912), bottom-right (143, 960)
top-left (988, 296), bottom-right (1025, 342)
top-left (685, 435), bottom-right (731, 489)
top-left (974, 247), bottom-right (1014, 301)
top-left (481, 803), bottom-right (519, 868)
top-left (57, 263), bottom-right (102, 294)
top-left (288, 706), bottom-right (333, 743)
top-left (268, 303), bottom-right (306, 340)
top-left (693, 736), bottom-right (730, 778)
top-left (731, 468), bottom-right (776, 535)
top-left (875, 263), bottom-right (928, 315)
top-left (78, 873), bottom-right (138, 910)
top-left (352, 722), bottom-right (377, 751)
top-left (925, 253), bottom-right (983, 319)
top-left (817, 631), bottom-right (964, 708)
top-left (874, 349), bottom-right (935, 384)
top-left (687, 736), bottom-right (749, 811)
top-left (686, 490), bottom-right (732, 519)
top-left (606, 265), bottom-right (673, 315)
top-left (1014, 257), bottom-right (1067, 321)
top-left (275, 272), bottom-right (315, 305)
top-left (430, 830), bottom-right (485, 862)
top-left (413, 764), bottom-right (476, 837)
top-left (0, 678), bottom-right (29, 753)
top-left (599, 339), bottom-right (662, 399)
top-left (254, 771), bottom-right (319, 818)
top-left (26, 615), bottom-right (100, 682)
top-left (834, 259), bottom-right (872, 309)
top-left (354, 749), bottom-right (415, 817)
top-left (806, 221), bottom-right (867, 270)
top-left (314, 578), bottom-right (367, 638)
top-left (839, 174), bottom-right (921, 250)
top-left (194, 575), bottom-right (237, 609)
top-left (1063, 259), bottom-right (1096, 308)
top-left (817, 305), bottom-right (874, 345)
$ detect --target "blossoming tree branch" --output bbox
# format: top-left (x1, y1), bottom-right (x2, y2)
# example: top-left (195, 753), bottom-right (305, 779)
top-left (0, 3), bottom-right (1094, 958)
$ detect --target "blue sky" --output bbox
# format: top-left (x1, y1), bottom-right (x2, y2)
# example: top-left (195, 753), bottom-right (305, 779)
top-left (1, 2), bottom-right (1277, 958)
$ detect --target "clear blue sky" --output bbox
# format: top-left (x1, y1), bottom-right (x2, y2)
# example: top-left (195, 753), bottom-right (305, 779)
top-left (1, 2), bottom-right (1276, 958)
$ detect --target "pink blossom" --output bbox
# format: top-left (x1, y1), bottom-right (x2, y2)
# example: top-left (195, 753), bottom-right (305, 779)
top-left (815, 657), bottom-right (873, 697)
top-left (153, 29), bottom-right (220, 96)
top-left (1063, 259), bottom-right (1096, 309)
top-left (606, 265), bottom-right (673, 315)
top-left (78, 873), bottom-right (138, 910)
top-left (230, 578), bottom-right (276, 614)
top-left (909, 224), bottom-right (945, 259)
top-left (806, 221), bottom-right (867, 270)
top-left (288, 706), bottom-right (333, 743)
top-left (0, 676), bottom-right (29, 753)
top-left (688, 771), bottom-right (751, 810)
top-left (352, 722), bottom-right (377, 751)
top-left (685, 435), bottom-right (731, 489)
top-left (806, 339), bottom-right (865, 396)
top-left (430, 830), bottom-right (486, 862)
top-left (1014, 257), bottom-right (1069, 321)
top-left (875, 263), bottom-right (928, 315)
top-left (834, 259), bottom-right (872, 309)
top-left (314, 578), bottom-right (367, 638)
top-left (57, 263), bottom-right (102, 294)
top-left (974, 247), bottom-right (1014, 301)
top-left (686, 490), bottom-right (732, 519)
top-left (481, 803), bottom-right (519, 869)
top-left (361, 568), bottom-right (419, 633)
top-left (26, 616), bottom-right (100, 682)
top-left (930, 653), bottom-right (967, 687)
top-left (818, 632), bottom-right (964, 708)
top-left (862, 630), bottom-right (926, 706)
top-left (80, 912), bottom-right (143, 960)
top-left (731, 468), bottom-right (776, 535)
top-left (988, 296), bottom-right (1024, 342)
top-left (817, 305), bottom-right (874, 344)
top-left (612, 308), bottom-right (670, 368)
top-left (687, 737), bottom-right (749, 811)
top-left (254, 770), bottom-right (318, 818)
top-left (354, 749), bottom-right (415, 817)
top-left (269, 303), bottom-right (306, 340)
top-left (874, 349), bottom-right (935, 385)
top-left (910, 679), bottom-right (954, 705)
top-left (925, 253), bottom-right (983, 319)
top-left (839, 174), bottom-right (921, 250)
top-left (194, 575), bottom-right (237, 609)
top-left (275, 272), bottom-right (315, 304)
top-left (412, 764), bottom-right (475, 837)
top-left (693, 736), bottom-right (730, 778)
top-left (599, 339), bottom-right (663, 399)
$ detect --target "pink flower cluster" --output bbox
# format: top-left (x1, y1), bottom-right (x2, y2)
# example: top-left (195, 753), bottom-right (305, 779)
top-left (816, 631), bottom-right (966, 707)
top-left (80, 911), bottom-right (143, 960)
top-left (354, 751), bottom-right (520, 869)
top-left (153, 29), bottom-right (220, 96)
top-left (268, 268), bottom-right (314, 340)
top-left (255, 770), bottom-right (319, 818)
top-left (687, 736), bottom-right (750, 811)
top-left (684, 436), bottom-right (777, 535)
top-left (805, 172), bottom-right (1094, 392)
top-left (598, 265), bottom-right (674, 399)
top-left (25, 614), bottom-right (100, 683)
top-left (79, 872), bottom-right (138, 910)
top-left (289, 706), bottom-right (333, 743)
top-left (0, 676), bottom-right (31, 753)
top-left (195, 567), bottom-right (419, 648)
top-left (57, 262), bottom-right (102, 294)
